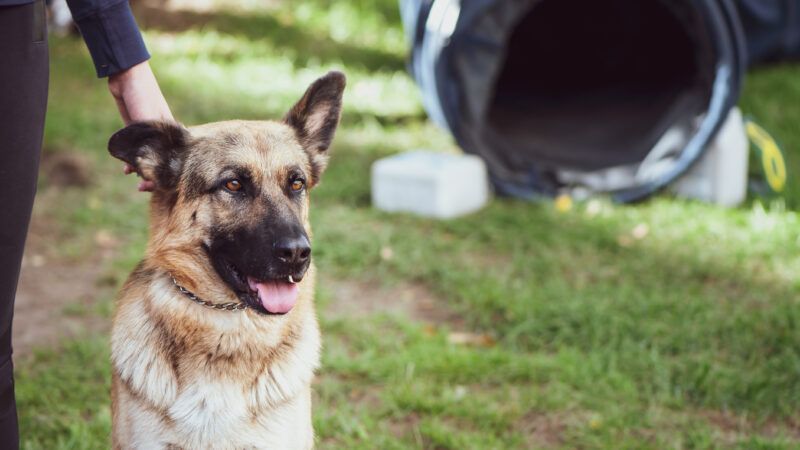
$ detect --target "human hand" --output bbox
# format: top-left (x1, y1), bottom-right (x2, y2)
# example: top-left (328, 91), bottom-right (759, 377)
top-left (108, 60), bottom-right (173, 191)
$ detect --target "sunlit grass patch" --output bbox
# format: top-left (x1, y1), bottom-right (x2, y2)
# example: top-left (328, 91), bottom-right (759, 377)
top-left (136, 25), bottom-right (424, 127)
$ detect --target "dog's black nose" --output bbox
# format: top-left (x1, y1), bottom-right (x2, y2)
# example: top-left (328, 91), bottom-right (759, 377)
top-left (275, 235), bottom-right (311, 265)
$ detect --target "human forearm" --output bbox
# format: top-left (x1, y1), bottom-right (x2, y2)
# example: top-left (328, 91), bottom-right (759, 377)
top-left (66, 0), bottom-right (150, 78)
top-left (108, 60), bottom-right (173, 125)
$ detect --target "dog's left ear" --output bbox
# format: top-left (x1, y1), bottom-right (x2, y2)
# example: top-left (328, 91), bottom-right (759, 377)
top-left (108, 121), bottom-right (190, 191)
top-left (284, 71), bottom-right (346, 184)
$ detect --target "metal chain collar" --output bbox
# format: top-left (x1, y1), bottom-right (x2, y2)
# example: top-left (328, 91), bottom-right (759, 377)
top-left (170, 275), bottom-right (248, 312)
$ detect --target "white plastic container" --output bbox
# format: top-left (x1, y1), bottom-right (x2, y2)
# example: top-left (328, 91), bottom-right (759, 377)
top-left (671, 107), bottom-right (749, 207)
top-left (371, 151), bottom-right (490, 219)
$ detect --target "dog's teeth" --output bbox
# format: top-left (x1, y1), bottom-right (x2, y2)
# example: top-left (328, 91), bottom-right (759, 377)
top-left (288, 275), bottom-right (296, 284)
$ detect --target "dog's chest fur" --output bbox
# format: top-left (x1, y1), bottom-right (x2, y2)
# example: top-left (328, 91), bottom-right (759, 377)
top-left (111, 275), bottom-right (320, 450)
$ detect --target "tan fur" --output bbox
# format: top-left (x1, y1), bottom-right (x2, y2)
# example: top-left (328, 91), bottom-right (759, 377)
top-left (111, 120), bottom-right (326, 450)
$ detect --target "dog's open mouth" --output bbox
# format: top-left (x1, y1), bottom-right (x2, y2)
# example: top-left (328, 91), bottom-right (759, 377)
top-left (226, 261), bottom-right (301, 315)
top-left (246, 277), bottom-right (298, 314)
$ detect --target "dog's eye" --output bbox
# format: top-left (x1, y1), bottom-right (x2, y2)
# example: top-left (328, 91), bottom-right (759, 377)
top-left (290, 179), bottom-right (305, 192)
top-left (225, 179), bottom-right (243, 192)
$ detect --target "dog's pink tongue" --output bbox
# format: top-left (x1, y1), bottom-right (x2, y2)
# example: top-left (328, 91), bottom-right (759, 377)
top-left (247, 278), bottom-right (299, 314)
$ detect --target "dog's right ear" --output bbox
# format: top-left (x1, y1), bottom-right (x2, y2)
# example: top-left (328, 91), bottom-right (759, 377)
top-left (108, 121), bottom-right (190, 190)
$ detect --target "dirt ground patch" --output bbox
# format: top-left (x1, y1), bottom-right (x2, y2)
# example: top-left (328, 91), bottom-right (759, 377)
top-left (12, 190), bottom-right (115, 358)
top-left (517, 411), bottom-right (568, 449)
top-left (700, 410), bottom-right (800, 444)
top-left (14, 254), bottom-right (110, 357)
top-left (320, 276), bottom-right (464, 328)
top-left (39, 150), bottom-right (93, 188)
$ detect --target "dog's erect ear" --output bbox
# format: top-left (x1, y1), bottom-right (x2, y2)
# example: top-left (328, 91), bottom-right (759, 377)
top-left (108, 121), bottom-right (190, 191)
top-left (284, 71), bottom-right (346, 183)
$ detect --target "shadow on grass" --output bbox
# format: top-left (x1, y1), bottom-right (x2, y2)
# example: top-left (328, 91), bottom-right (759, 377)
top-left (133, 3), bottom-right (406, 73)
top-left (153, 71), bottom-right (428, 129)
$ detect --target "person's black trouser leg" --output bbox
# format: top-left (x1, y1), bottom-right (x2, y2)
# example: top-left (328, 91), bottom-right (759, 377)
top-left (0, 1), bottom-right (49, 447)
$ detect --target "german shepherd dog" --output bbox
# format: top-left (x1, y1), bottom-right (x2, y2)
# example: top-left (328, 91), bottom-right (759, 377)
top-left (106, 72), bottom-right (345, 449)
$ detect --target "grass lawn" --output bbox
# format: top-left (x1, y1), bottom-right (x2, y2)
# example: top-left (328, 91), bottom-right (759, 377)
top-left (14, 1), bottom-right (800, 448)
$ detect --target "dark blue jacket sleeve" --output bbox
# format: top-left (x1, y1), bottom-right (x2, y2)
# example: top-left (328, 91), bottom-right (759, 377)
top-left (65, 0), bottom-right (150, 78)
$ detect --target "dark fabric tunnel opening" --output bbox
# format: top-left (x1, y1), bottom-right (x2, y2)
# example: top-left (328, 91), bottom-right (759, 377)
top-left (485, 0), bottom-right (716, 172)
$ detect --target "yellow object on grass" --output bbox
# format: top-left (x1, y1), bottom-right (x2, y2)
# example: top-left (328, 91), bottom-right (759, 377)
top-left (554, 194), bottom-right (573, 212)
top-left (746, 120), bottom-right (787, 192)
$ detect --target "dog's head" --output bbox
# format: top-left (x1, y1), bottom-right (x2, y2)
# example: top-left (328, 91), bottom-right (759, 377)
top-left (108, 72), bottom-right (345, 315)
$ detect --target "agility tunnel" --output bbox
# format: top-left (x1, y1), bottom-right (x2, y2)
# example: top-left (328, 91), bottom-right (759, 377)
top-left (400, 0), bottom-right (800, 202)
